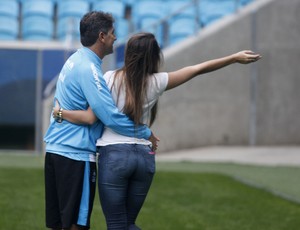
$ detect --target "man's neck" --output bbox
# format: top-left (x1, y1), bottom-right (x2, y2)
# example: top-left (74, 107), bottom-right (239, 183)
top-left (88, 45), bottom-right (105, 60)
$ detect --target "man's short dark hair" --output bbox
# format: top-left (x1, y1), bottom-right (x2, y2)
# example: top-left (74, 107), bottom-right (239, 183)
top-left (80, 11), bottom-right (114, 47)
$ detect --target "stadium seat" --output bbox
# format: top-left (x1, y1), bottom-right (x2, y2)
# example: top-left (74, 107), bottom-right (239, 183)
top-left (199, 0), bottom-right (237, 27)
top-left (115, 18), bottom-right (129, 43)
top-left (22, 0), bottom-right (54, 18)
top-left (56, 0), bottom-right (89, 41)
top-left (0, 16), bottom-right (19, 40)
top-left (22, 16), bottom-right (53, 41)
top-left (57, 0), bottom-right (90, 19)
top-left (122, 0), bottom-right (135, 7)
top-left (92, 0), bottom-right (125, 19)
top-left (48, 0), bottom-right (93, 4)
top-left (139, 17), bottom-right (164, 47)
top-left (57, 16), bottom-right (81, 41)
top-left (132, 1), bottom-right (166, 30)
top-left (167, 1), bottom-right (196, 20)
top-left (165, 0), bottom-right (197, 44)
top-left (133, 1), bottom-right (166, 19)
top-left (239, 0), bottom-right (254, 6)
top-left (0, 0), bottom-right (19, 18)
top-left (168, 17), bottom-right (196, 45)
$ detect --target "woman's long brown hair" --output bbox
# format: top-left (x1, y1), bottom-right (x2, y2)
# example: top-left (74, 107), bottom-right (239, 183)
top-left (113, 33), bottom-right (162, 127)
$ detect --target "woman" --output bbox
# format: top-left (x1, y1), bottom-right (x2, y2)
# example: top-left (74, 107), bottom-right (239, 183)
top-left (53, 33), bottom-right (261, 230)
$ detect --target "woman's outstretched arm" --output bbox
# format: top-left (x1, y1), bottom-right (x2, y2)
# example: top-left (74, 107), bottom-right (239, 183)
top-left (166, 50), bottom-right (261, 90)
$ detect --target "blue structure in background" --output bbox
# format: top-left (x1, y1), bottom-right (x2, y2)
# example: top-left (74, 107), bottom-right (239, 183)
top-left (0, 48), bottom-right (68, 125)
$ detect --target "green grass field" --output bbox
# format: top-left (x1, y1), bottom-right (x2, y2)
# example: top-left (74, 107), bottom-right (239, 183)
top-left (1, 153), bottom-right (300, 229)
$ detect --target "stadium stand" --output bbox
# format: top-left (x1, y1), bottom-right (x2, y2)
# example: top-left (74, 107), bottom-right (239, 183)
top-left (168, 17), bottom-right (197, 45)
top-left (198, 0), bottom-right (237, 27)
top-left (92, 0), bottom-right (125, 19)
top-left (21, 0), bottom-right (54, 40)
top-left (57, 16), bottom-right (81, 41)
top-left (140, 17), bottom-right (164, 46)
top-left (92, 0), bottom-right (128, 42)
top-left (22, 0), bottom-right (54, 18)
top-left (123, 0), bottom-right (135, 7)
top-left (168, 0), bottom-right (196, 20)
top-left (114, 18), bottom-right (129, 43)
top-left (0, 0), bottom-right (19, 40)
top-left (130, 0), bottom-right (167, 46)
top-left (56, 0), bottom-right (90, 41)
top-left (22, 16), bottom-right (54, 41)
top-left (0, 0), bottom-right (255, 44)
top-left (57, 0), bottom-right (90, 19)
top-left (239, 0), bottom-right (254, 6)
top-left (0, 16), bottom-right (19, 40)
top-left (166, 0), bottom-right (197, 45)
top-left (131, 0), bottom-right (166, 30)
top-left (0, 0), bottom-right (19, 18)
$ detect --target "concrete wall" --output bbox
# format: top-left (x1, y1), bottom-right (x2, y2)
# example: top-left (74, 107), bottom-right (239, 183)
top-left (152, 0), bottom-right (300, 152)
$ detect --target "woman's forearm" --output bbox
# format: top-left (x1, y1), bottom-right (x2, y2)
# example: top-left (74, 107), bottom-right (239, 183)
top-left (197, 54), bottom-right (236, 74)
top-left (63, 110), bottom-right (97, 125)
top-left (53, 105), bottom-right (97, 125)
top-left (166, 56), bottom-right (234, 90)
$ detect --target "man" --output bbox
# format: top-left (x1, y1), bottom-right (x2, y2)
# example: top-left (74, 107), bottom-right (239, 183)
top-left (44, 11), bottom-right (158, 230)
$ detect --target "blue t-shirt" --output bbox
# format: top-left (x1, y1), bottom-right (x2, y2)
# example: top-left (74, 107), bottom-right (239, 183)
top-left (44, 47), bottom-right (151, 161)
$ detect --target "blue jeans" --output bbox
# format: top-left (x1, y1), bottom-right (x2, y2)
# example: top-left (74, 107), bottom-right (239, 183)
top-left (97, 144), bottom-right (156, 230)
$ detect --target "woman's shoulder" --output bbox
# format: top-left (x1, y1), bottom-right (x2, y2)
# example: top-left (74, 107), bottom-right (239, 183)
top-left (103, 70), bottom-right (125, 88)
top-left (152, 72), bottom-right (168, 78)
top-left (103, 70), bottom-right (117, 82)
top-left (148, 72), bottom-right (169, 94)
top-left (150, 72), bottom-right (168, 84)
top-left (103, 70), bottom-right (117, 77)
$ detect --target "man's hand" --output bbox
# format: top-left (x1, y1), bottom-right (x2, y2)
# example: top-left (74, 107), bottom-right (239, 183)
top-left (149, 132), bottom-right (160, 152)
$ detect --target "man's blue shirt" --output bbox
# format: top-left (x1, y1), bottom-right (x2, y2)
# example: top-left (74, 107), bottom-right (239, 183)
top-left (44, 47), bottom-right (151, 161)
